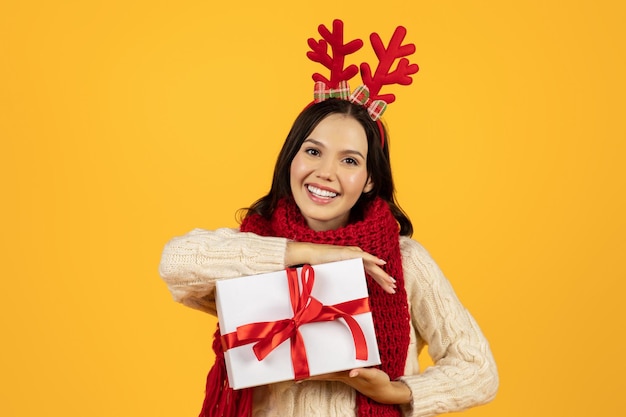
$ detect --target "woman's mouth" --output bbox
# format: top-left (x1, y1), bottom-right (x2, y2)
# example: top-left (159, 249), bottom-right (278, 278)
top-left (307, 185), bottom-right (338, 199)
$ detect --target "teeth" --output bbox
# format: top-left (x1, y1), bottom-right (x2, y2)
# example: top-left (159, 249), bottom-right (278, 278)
top-left (307, 185), bottom-right (337, 198)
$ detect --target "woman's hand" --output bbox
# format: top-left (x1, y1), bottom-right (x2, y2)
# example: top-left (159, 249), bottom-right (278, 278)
top-left (305, 367), bottom-right (412, 405)
top-left (285, 242), bottom-right (397, 294)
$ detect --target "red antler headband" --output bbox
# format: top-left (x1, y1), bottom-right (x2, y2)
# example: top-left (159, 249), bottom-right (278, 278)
top-left (306, 19), bottom-right (419, 146)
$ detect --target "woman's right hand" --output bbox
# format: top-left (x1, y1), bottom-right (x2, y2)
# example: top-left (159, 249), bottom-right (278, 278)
top-left (285, 242), bottom-right (397, 294)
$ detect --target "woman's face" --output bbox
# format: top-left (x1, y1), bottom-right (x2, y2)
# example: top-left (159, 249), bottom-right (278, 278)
top-left (290, 113), bottom-right (373, 231)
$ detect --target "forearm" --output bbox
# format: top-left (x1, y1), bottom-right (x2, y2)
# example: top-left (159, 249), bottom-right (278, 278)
top-left (383, 380), bottom-right (413, 405)
top-left (284, 241), bottom-right (312, 267)
top-left (399, 329), bottom-right (498, 417)
top-left (159, 228), bottom-right (288, 312)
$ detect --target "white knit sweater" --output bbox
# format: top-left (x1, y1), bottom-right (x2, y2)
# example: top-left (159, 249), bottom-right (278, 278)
top-left (159, 228), bottom-right (499, 417)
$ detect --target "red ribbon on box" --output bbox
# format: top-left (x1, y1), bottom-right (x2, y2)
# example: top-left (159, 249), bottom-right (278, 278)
top-left (221, 264), bottom-right (371, 380)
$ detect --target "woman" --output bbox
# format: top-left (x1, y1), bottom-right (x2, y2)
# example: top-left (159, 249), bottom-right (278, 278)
top-left (159, 98), bottom-right (499, 417)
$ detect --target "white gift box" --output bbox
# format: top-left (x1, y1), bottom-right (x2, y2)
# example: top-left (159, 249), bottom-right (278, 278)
top-left (215, 258), bottom-right (381, 390)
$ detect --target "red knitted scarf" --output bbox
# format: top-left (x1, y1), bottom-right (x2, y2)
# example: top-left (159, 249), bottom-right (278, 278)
top-left (201, 197), bottom-right (410, 417)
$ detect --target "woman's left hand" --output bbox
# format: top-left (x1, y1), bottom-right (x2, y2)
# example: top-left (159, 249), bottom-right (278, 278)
top-left (304, 367), bottom-right (412, 405)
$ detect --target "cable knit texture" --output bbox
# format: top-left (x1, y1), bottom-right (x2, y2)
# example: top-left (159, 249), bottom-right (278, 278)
top-left (159, 220), bottom-right (499, 417)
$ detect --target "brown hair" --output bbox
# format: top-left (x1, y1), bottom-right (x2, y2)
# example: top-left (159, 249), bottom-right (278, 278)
top-left (240, 99), bottom-right (413, 236)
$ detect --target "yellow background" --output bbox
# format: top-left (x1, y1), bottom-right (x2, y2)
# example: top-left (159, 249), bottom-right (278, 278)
top-left (2, 1), bottom-right (624, 416)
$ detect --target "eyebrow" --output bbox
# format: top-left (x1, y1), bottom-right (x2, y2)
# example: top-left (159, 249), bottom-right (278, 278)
top-left (303, 138), bottom-right (366, 160)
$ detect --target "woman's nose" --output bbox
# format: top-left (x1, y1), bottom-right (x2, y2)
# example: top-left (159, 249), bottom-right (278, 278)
top-left (315, 158), bottom-right (336, 180)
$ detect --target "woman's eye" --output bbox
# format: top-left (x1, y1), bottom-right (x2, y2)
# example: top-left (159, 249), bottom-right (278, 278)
top-left (305, 148), bottom-right (320, 156)
top-left (343, 157), bottom-right (358, 165)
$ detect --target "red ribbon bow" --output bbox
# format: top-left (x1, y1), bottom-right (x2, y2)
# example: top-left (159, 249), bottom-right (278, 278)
top-left (221, 264), bottom-right (370, 380)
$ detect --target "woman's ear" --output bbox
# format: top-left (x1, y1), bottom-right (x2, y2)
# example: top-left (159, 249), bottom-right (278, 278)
top-left (363, 177), bottom-right (374, 193)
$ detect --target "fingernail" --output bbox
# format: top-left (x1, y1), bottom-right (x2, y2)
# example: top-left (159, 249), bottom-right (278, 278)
top-left (389, 276), bottom-right (396, 283)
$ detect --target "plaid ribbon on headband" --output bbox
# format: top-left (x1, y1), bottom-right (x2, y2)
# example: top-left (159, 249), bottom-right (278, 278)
top-left (349, 85), bottom-right (387, 121)
top-left (314, 80), bottom-right (351, 102)
top-left (313, 81), bottom-right (388, 121)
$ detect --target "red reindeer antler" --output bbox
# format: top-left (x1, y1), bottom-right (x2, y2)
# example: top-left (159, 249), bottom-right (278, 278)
top-left (307, 19), bottom-right (364, 88)
top-left (359, 26), bottom-right (419, 104)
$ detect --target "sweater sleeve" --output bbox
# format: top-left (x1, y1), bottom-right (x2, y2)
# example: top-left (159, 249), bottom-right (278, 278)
top-left (158, 228), bottom-right (288, 315)
top-left (398, 238), bottom-right (499, 417)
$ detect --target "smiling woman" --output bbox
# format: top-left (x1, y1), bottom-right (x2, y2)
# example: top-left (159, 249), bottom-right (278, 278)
top-left (159, 94), bottom-right (499, 416)
top-left (158, 19), bottom-right (498, 417)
